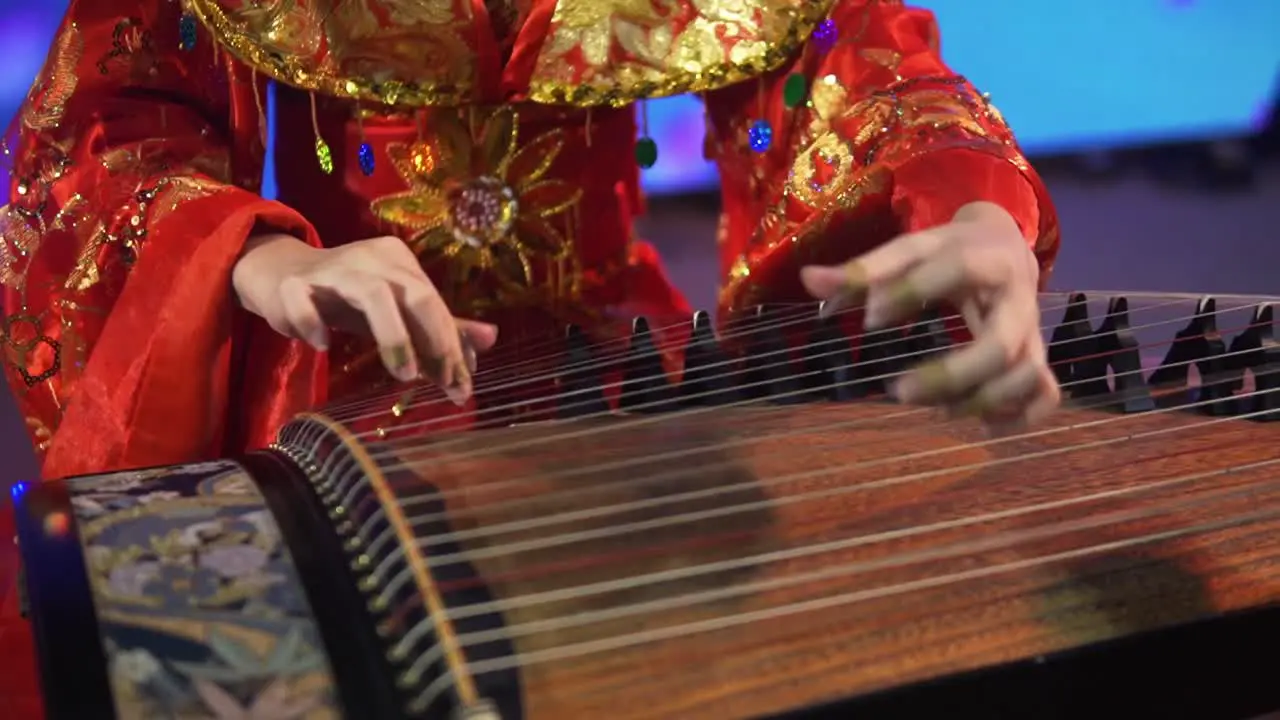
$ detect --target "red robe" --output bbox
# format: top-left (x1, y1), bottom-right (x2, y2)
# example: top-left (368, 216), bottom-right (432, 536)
top-left (0, 0), bottom-right (1059, 715)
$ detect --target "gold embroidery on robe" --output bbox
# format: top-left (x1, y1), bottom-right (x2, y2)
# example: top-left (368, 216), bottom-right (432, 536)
top-left (186, 0), bottom-right (836, 107)
top-left (531, 0), bottom-right (836, 106)
top-left (185, 0), bottom-right (477, 107)
top-left (22, 24), bottom-right (83, 131)
top-left (719, 76), bottom-right (1018, 310)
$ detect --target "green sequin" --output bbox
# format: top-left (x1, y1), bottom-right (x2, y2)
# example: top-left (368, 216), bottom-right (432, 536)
top-left (635, 137), bottom-right (659, 169)
top-left (315, 137), bottom-right (334, 174)
top-left (783, 73), bottom-right (808, 109)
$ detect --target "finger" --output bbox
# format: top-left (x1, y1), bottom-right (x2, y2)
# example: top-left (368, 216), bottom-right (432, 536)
top-left (456, 319), bottom-right (499, 352)
top-left (461, 336), bottom-right (477, 373)
top-left (278, 277), bottom-right (329, 350)
top-left (947, 357), bottom-right (1042, 422)
top-left (391, 270), bottom-right (471, 405)
top-left (454, 319), bottom-right (498, 373)
top-left (1022, 338), bottom-right (1062, 425)
top-left (864, 241), bottom-right (1010, 329)
top-left (801, 227), bottom-right (951, 316)
top-left (894, 291), bottom-right (1037, 405)
top-left (985, 378), bottom-right (1061, 436)
top-left (311, 269), bottom-right (419, 382)
top-left (1022, 369), bottom-right (1062, 425)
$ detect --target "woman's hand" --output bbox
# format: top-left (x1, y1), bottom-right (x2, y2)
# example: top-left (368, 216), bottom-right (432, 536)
top-left (232, 233), bottom-right (497, 404)
top-left (800, 202), bottom-right (1059, 429)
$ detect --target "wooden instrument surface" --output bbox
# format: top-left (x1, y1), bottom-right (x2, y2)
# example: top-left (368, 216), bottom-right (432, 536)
top-left (369, 401), bottom-right (1280, 719)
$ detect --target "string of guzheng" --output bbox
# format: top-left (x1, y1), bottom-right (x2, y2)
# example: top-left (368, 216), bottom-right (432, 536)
top-left (321, 289), bottom-right (1068, 420)
top-left (326, 301), bottom-right (1274, 576)
top-left (320, 301), bottom-right (810, 418)
top-left (307, 294), bottom-right (1269, 563)
top-left (326, 298), bottom-right (1275, 578)
top-left (331, 288), bottom-right (1258, 421)
top-left (391, 399), bottom-right (1280, 707)
top-left (311, 341), bottom-right (1277, 596)
top-left (359, 317), bottom-right (1271, 537)
top-left (421, 288), bottom-right (1263, 405)
top-left (352, 294), bottom-right (1267, 469)
top-left (396, 449), bottom-right (1280, 685)
top-left (351, 383), bottom-right (1276, 600)
top-left (320, 291), bottom-right (1182, 422)
top-left (392, 390), bottom-right (1280, 712)
top-left (339, 400), bottom-right (1280, 715)
top-left (371, 389), bottom-right (1277, 571)
top-left (341, 291), bottom-right (1239, 429)
top-left (325, 292), bottom-right (1183, 438)
top-left (405, 468), bottom-right (1280, 712)
top-left (340, 292), bottom-right (1235, 443)
top-left (308, 296), bottom-right (1276, 560)
top-left (320, 297), bottom-right (903, 420)
top-left (306, 297), bottom-right (1271, 562)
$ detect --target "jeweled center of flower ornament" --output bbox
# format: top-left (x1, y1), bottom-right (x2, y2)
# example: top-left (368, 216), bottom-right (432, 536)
top-left (447, 176), bottom-right (518, 248)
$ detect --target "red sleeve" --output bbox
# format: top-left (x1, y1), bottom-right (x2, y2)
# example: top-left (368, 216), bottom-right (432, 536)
top-left (704, 0), bottom-right (1061, 311)
top-left (0, 0), bottom-right (325, 480)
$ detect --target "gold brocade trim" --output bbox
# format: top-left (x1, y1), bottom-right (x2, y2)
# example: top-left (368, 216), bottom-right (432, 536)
top-left (718, 166), bottom-right (888, 312)
top-left (185, 0), bottom-right (836, 108)
top-left (719, 143), bottom-right (1042, 313)
top-left (719, 71), bottom-right (1037, 312)
top-left (183, 0), bottom-right (475, 107)
top-left (528, 0), bottom-right (838, 107)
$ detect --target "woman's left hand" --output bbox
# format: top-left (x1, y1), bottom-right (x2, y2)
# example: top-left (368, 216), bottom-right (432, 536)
top-left (800, 201), bottom-right (1060, 430)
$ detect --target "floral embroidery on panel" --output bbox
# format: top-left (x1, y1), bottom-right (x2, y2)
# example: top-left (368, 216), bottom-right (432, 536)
top-left (67, 461), bottom-right (341, 719)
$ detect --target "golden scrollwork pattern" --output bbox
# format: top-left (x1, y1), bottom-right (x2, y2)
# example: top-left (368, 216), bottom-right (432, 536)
top-left (21, 24), bottom-right (83, 131)
top-left (184, 0), bottom-right (478, 107)
top-left (530, 0), bottom-right (837, 106)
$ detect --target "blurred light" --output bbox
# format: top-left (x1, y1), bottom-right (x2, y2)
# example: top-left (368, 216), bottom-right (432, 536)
top-left (10, 481), bottom-right (28, 499)
top-left (0, 8), bottom-right (64, 126)
top-left (43, 510), bottom-right (70, 537)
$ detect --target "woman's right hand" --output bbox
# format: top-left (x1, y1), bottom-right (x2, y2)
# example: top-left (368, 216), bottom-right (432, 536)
top-left (231, 233), bottom-right (497, 404)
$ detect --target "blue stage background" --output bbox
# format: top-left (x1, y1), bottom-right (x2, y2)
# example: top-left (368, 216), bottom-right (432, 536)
top-left (1, 0), bottom-right (1277, 195)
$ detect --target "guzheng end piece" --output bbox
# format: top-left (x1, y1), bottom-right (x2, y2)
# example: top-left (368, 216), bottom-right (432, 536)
top-left (11, 292), bottom-right (1280, 720)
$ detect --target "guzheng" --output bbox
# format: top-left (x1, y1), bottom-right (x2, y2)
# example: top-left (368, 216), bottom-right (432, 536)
top-left (12, 291), bottom-right (1280, 720)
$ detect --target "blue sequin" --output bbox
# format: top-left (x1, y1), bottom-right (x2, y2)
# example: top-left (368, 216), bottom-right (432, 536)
top-left (358, 143), bottom-right (375, 176)
top-left (179, 14), bottom-right (197, 51)
top-left (812, 19), bottom-right (838, 53)
top-left (748, 120), bottom-right (773, 153)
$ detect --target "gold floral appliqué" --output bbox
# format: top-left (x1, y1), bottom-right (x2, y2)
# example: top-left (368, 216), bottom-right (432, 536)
top-left (371, 108), bottom-right (582, 290)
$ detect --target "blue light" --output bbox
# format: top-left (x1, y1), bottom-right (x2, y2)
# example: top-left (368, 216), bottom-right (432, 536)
top-left (10, 482), bottom-right (28, 499)
top-left (747, 120), bottom-right (774, 154)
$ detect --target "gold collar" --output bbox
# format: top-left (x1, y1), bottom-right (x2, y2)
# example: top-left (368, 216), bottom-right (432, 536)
top-left (184, 0), bottom-right (835, 107)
